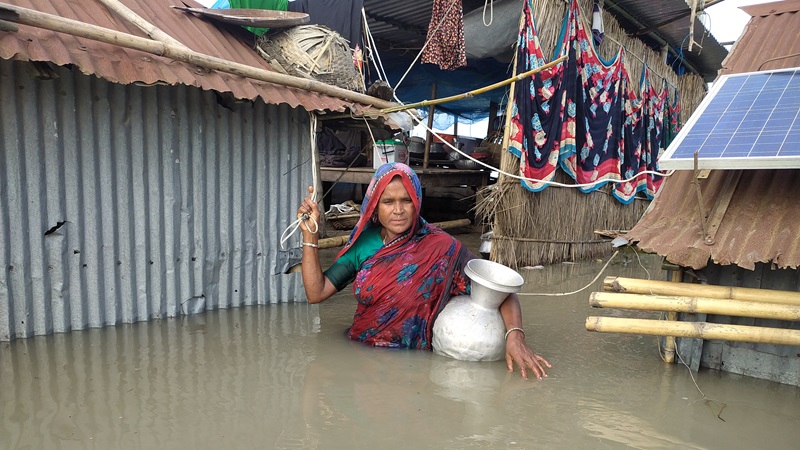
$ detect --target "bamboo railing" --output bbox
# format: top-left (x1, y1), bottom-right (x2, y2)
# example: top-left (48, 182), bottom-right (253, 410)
top-left (587, 277), bottom-right (800, 351)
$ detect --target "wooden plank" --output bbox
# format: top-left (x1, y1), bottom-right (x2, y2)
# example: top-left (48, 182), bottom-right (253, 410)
top-left (320, 167), bottom-right (489, 189)
top-left (706, 170), bottom-right (742, 241)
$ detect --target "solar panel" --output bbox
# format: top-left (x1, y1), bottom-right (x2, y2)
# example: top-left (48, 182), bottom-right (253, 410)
top-left (659, 67), bottom-right (800, 170)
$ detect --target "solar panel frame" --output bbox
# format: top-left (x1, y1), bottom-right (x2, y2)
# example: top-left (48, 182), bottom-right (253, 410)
top-left (659, 67), bottom-right (800, 170)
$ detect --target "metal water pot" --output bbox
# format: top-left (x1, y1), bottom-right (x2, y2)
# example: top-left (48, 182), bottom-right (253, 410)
top-left (432, 259), bottom-right (524, 361)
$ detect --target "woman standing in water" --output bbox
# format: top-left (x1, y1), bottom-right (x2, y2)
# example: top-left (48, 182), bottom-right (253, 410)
top-left (296, 163), bottom-right (550, 380)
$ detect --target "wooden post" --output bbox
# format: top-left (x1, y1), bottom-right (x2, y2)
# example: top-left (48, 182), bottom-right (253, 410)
top-left (423, 82), bottom-right (437, 169)
top-left (586, 316), bottom-right (800, 346)
top-left (487, 101), bottom-right (498, 138)
top-left (317, 218), bottom-right (471, 249)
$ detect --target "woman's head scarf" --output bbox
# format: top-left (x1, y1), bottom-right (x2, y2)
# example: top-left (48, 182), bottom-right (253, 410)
top-left (336, 162), bottom-right (423, 259)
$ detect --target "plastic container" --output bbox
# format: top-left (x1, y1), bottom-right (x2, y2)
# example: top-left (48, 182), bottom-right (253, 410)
top-left (373, 139), bottom-right (409, 169)
top-left (458, 137), bottom-right (479, 154)
top-left (432, 133), bottom-right (456, 145)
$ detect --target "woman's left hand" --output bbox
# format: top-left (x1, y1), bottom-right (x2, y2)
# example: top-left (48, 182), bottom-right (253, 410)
top-left (505, 333), bottom-right (551, 380)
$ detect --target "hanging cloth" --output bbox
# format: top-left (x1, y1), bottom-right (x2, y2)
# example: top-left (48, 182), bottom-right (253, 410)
top-left (508, 0), bottom-right (667, 204)
top-left (288, 0), bottom-right (365, 48)
top-left (420, 0), bottom-right (467, 71)
top-left (591, 0), bottom-right (605, 46)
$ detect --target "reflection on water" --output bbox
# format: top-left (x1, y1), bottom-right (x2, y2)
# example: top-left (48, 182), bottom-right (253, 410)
top-left (2, 244), bottom-right (799, 449)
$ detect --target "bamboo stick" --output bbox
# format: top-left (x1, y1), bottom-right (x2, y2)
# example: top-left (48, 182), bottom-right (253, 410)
top-left (0, 17), bottom-right (16, 31)
top-left (0, 3), bottom-right (396, 110)
top-left (663, 269), bottom-right (682, 363)
top-left (379, 55), bottom-right (567, 114)
top-left (603, 276), bottom-right (800, 306)
top-left (585, 316), bottom-right (800, 346)
top-left (317, 218), bottom-right (471, 249)
top-left (589, 292), bottom-right (800, 321)
top-left (423, 82), bottom-right (437, 169)
top-left (96, 0), bottom-right (191, 50)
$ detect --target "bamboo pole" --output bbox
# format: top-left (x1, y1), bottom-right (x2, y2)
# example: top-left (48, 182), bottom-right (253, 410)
top-left (663, 269), bottom-right (682, 363)
top-left (423, 82), bottom-right (437, 169)
top-left (0, 3), bottom-right (397, 110)
top-left (379, 56), bottom-right (567, 114)
top-left (589, 292), bottom-right (800, 321)
top-left (585, 316), bottom-right (800, 346)
top-left (603, 276), bottom-right (800, 306)
top-left (0, 17), bottom-right (16, 31)
top-left (96, 0), bottom-right (191, 50)
top-left (497, 7), bottom-right (527, 187)
top-left (317, 218), bottom-right (471, 249)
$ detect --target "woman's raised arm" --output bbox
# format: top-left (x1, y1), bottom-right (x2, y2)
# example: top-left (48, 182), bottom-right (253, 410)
top-left (297, 187), bottom-right (338, 304)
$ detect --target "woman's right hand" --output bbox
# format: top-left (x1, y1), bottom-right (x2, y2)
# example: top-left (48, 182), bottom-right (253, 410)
top-left (297, 186), bottom-right (320, 235)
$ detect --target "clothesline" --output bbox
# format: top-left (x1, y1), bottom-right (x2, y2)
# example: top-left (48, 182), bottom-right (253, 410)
top-left (576, 0), bottom-right (679, 92)
top-left (603, 34), bottom-right (678, 92)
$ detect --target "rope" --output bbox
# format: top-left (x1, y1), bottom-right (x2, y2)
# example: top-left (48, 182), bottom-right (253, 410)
top-left (279, 113), bottom-right (320, 250)
top-left (519, 250), bottom-right (619, 296)
top-left (483, 0), bottom-right (494, 26)
top-left (403, 110), bottom-right (674, 189)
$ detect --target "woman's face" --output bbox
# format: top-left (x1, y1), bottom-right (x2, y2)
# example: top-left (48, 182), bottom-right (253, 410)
top-left (377, 176), bottom-right (415, 240)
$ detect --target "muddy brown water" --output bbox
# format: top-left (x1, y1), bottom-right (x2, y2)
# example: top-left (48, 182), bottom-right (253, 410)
top-left (2, 233), bottom-right (799, 449)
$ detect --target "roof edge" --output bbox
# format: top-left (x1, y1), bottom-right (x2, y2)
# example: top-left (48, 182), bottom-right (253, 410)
top-left (741, 0), bottom-right (800, 17)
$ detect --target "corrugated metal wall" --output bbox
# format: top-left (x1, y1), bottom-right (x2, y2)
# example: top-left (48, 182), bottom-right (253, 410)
top-left (0, 60), bottom-right (313, 341)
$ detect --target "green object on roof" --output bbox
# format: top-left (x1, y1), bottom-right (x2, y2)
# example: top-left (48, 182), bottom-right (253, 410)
top-left (229, 0), bottom-right (288, 36)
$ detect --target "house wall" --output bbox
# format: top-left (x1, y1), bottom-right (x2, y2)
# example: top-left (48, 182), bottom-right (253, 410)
top-left (673, 263), bottom-right (800, 386)
top-left (0, 60), bottom-right (313, 341)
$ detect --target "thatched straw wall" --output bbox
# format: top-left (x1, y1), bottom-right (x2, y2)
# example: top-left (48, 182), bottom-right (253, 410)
top-left (477, 0), bottom-right (709, 268)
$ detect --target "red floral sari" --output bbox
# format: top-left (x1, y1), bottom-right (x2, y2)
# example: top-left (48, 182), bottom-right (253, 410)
top-left (334, 163), bottom-right (473, 349)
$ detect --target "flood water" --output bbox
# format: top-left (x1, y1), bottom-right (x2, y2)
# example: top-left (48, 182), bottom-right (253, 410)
top-left (2, 233), bottom-right (799, 449)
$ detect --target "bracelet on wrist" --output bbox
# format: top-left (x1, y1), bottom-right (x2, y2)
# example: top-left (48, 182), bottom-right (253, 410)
top-left (301, 242), bottom-right (318, 248)
top-left (504, 327), bottom-right (525, 341)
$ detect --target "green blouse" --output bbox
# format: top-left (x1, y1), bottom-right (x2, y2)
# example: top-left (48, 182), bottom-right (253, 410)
top-left (323, 226), bottom-right (384, 291)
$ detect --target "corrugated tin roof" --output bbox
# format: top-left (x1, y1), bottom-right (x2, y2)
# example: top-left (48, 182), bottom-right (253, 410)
top-left (626, 0), bottom-right (800, 270)
top-left (0, 0), bottom-right (371, 113)
top-left (720, 0), bottom-right (800, 74)
top-left (602, 0), bottom-right (728, 82)
top-left (363, 0), bottom-right (728, 81)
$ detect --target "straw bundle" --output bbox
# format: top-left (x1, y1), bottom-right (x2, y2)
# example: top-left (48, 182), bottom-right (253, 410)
top-left (477, 161), bottom-right (649, 268)
top-left (475, 0), bottom-right (708, 268)
top-left (256, 24), bottom-right (365, 93)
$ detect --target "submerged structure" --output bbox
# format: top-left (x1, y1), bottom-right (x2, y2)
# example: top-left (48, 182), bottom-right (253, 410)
top-left (614, 0), bottom-right (800, 386)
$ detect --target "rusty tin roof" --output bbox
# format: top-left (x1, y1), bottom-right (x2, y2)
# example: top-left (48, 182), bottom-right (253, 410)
top-left (0, 0), bottom-right (370, 113)
top-left (627, 0), bottom-right (800, 271)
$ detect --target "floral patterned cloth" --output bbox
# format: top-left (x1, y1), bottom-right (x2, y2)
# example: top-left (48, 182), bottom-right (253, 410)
top-left (509, 0), bottom-right (671, 203)
top-left (334, 163), bottom-right (473, 349)
top-left (420, 0), bottom-right (467, 71)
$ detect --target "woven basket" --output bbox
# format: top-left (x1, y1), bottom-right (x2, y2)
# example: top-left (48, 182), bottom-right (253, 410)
top-left (256, 25), bottom-right (365, 93)
top-left (326, 212), bottom-right (360, 230)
